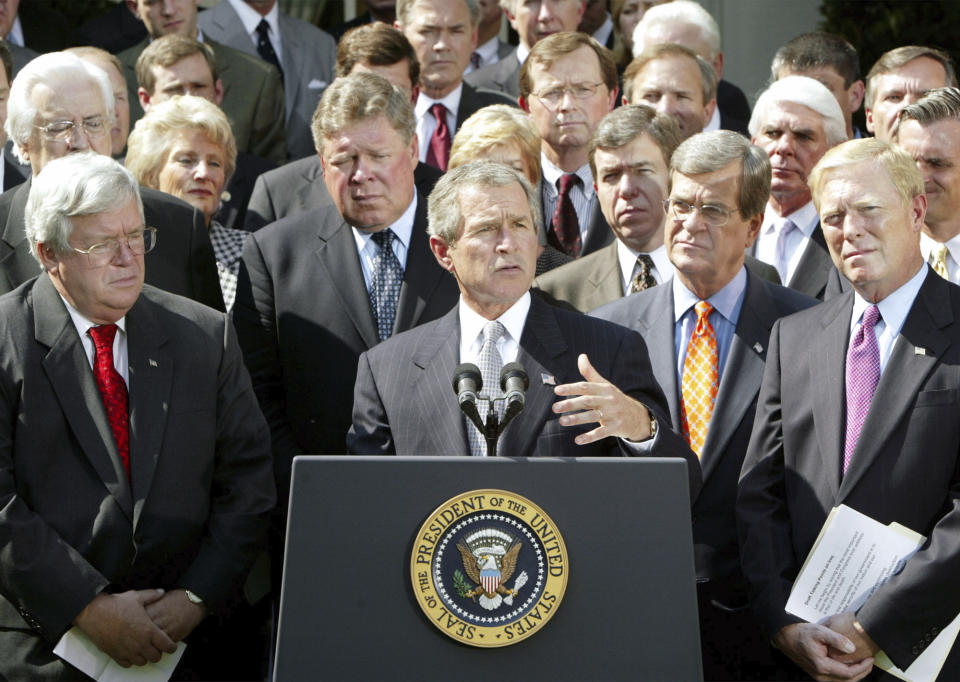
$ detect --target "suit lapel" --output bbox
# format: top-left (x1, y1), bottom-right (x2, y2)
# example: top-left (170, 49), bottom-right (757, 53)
top-left (581, 201), bottom-right (613, 256)
top-left (34, 276), bottom-right (133, 519)
top-left (501, 297), bottom-right (568, 457)
top-left (278, 13), bottom-right (303, 125)
top-left (812, 292), bottom-right (854, 499)
top-left (634, 284), bottom-right (681, 429)
top-left (315, 216), bottom-right (380, 348)
top-left (412, 307), bottom-right (469, 456)
top-left (124, 296), bottom-right (172, 530)
top-left (394, 193), bottom-right (447, 332)
top-left (457, 83), bottom-right (477, 130)
top-left (0, 182), bottom-right (39, 292)
top-left (787, 223), bottom-right (832, 298)
top-left (701, 274), bottom-right (770, 481)
top-left (839, 272), bottom-right (950, 500)
top-left (586, 242), bottom-right (625, 305)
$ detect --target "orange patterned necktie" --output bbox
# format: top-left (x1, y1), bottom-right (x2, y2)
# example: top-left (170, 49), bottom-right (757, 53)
top-left (680, 301), bottom-right (718, 457)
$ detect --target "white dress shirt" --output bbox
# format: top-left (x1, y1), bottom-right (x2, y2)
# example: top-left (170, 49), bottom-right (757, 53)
top-left (415, 85), bottom-right (462, 162)
top-left (541, 156), bottom-right (596, 244)
top-left (703, 106), bottom-right (721, 133)
top-left (226, 0), bottom-right (284, 68)
top-left (755, 200), bottom-right (820, 284)
top-left (352, 194), bottom-right (417, 291)
top-left (617, 242), bottom-right (672, 292)
top-left (458, 292), bottom-right (530, 368)
top-left (63, 296), bottom-right (130, 386)
top-left (465, 35), bottom-right (502, 74)
top-left (920, 231), bottom-right (960, 284)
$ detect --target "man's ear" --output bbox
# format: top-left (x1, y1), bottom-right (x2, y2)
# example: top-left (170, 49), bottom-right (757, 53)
top-left (429, 235), bottom-right (455, 273)
top-left (137, 86), bottom-right (151, 112)
top-left (518, 96), bottom-right (530, 113)
top-left (37, 242), bottom-right (61, 275)
top-left (126, 0), bottom-right (142, 21)
top-left (213, 79), bottom-right (224, 106)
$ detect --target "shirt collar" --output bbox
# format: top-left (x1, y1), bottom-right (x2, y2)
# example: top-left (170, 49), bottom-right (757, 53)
top-left (591, 14), bottom-right (614, 46)
top-left (517, 42), bottom-right (531, 65)
top-left (850, 263), bottom-right (927, 335)
top-left (59, 290), bottom-right (128, 339)
top-left (352, 193), bottom-right (417, 252)
top-left (762, 199), bottom-right (819, 237)
top-left (672, 266), bottom-right (747, 324)
top-left (474, 35), bottom-right (499, 63)
top-left (459, 291), bottom-right (531, 349)
top-left (227, 0), bottom-right (280, 37)
top-left (415, 83), bottom-right (464, 121)
top-left (540, 155), bottom-right (595, 199)
top-left (617, 241), bottom-right (671, 284)
top-left (5, 16), bottom-right (22, 47)
top-left (702, 105), bottom-right (721, 132)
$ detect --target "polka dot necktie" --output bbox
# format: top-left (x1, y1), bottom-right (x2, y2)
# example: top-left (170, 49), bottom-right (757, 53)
top-left (843, 305), bottom-right (881, 475)
top-left (89, 324), bottom-right (130, 478)
top-left (369, 229), bottom-right (404, 342)
top-left (680, 301), bottom-right (718, 457)
top-left (468, 321), bottom-right (505, 457)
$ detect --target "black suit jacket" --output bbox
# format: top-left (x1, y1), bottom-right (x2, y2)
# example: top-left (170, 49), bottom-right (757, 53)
top-left (455, 81), bottom-right (518, 129)
top-left (717, 79), bottom-right (751, 126)
top-left (0, 276), bottom-right (274, 679)
top-left (3, 156), bottom-right (27, 192)
top-left (751, 218), bottom-right (835, 300)
top-left (244, 156), bottom-right (442, 231)
top-left (233, 192), bottom-right (459, 503)
top-left (738, 269), bottom-right (960, 673)
top-left (347, 294), bottom-right (702, 496)
top-left (74, 2), bottom-right (148, 55)
top-left (215, 152), bottom-right (277, 231)
top-left (594, 271), bottom-right (816, 593)
top-left (0, 181), bottom-right (225, 311)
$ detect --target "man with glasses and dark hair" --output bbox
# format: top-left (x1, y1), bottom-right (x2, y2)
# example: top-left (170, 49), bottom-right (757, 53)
top-left (0, 151), bottom-right (274, 680)
top-left (0, 51), bottom-right (223, 310)
top-left (519, 31), bottom-right (618, 268)
top-left (594, 130), bottom-right (816, 680)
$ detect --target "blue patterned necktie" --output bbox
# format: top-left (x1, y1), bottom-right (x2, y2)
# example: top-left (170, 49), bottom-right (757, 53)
top-left (468, 321), bottom-right (506, 457)
top-left (369, 229), bottom-right (403, 341)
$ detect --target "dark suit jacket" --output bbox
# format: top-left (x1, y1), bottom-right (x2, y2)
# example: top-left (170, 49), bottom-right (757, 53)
top-left (74, 2), bottom-right (148, 55)
top-left (0, 276), bottom-right (274, 679)
top-left (215, 151), bottom-right (276, 231)
top-left (347, 294), bottom-right (702, 496)
top-left (751, 217), bottom-right (835, 300)
top-left (465, 47), bottom-right (521, 98)
top-left (534, 240), bottom-right (782, 312)
top-left (18, 2), bottom-right (71, 53)
top-left (594, 271), bottom-right (816, 594)
top-left (244, 156), bottom-right (443, 231)
top-left (233, 192), bottom-right (459, 503)
top-left (3, 156), bottom-right (27, 191)
top-left (120, 37), bottom-right (287, 165)
top-left (538, 180), bottom-right (614, 258)
top-left (717, 79), bottom-right (751, 127)
top-left (0, 180), bottom-right (225, 311)
top-left (737, 269), bottom-right (960, 673)
top-left (454, 81), bottom-right (518, 130)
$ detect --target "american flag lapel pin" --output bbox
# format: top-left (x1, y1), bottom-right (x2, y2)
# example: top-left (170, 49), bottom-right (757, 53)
top-left (915, 347), bottom-right (927, 356)
top-left (541, 373), bottom-right (556, 385)
top-left (148, 358), bottom-right (159, 367)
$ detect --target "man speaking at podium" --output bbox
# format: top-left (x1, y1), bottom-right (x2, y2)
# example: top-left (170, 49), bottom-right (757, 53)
top-left (348, 162), bottom-right (699, 492)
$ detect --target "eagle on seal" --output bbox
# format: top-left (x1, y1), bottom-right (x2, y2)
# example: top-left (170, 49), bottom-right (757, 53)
top-left (457, 539), bottom-right (521, 601)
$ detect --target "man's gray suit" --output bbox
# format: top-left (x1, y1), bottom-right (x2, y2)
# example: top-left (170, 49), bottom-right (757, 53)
top-left (0, 276), bottom-right (275, 679)
top-left (198, 1), bottom-right (338, 160)
top-left (738, 269), bottom-right (960, 674)
top-left (752, 220), bottom-right (834, 300)
top-left (119, 37), bottom-right (287, 165)
top-left (464, 47), bottom-right (521, 98)
top-left (347, 294), bottom-right (702, 494)
top-left (232, 193), bottom-right (459, 503)
top-left (0, 181), bottom-right (225, 311)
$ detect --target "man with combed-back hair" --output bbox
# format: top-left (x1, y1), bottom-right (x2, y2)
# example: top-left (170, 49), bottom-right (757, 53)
top-left (348, 160), bottom-right (701, 504)
top-left (594, 130), bottom-right (816, 680)
top-left (0, 151), bottom-right (274, 681)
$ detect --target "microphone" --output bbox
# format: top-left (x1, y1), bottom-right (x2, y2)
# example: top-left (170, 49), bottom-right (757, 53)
top-left (500, 362), bottom-right (529, 424)
top-left (452, 363), bottom-right (483, 427)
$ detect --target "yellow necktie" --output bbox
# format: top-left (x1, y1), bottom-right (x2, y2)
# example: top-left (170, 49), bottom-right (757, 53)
top-left (931, 243), bottom-right (950, 280)
top-left (680, 301), bottom-right (718, 457)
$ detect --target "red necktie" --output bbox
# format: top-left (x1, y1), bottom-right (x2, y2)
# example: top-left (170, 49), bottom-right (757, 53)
top-left (89, 324), bottom-right (130, 477)
top-left (551, 174), bottom-right (582, 258)
top-left (426, 102), bottom-right (451, 171)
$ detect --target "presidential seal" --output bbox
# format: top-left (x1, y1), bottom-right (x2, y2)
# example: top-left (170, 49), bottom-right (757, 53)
top-left (410, 489), bottom-right (568, 647)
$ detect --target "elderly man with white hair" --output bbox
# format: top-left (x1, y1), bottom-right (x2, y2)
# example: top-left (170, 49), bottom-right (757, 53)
top-left (749, 75), bottom-right (848, 300)
top-left (631, 0), bottom-right (750, 132)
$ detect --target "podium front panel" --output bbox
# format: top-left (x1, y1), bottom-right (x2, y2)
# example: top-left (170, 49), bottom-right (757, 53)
top-left (275, 456), bottom-right (701, 681)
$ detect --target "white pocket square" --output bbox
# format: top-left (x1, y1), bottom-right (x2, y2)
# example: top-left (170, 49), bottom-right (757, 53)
top-left (308, 79), bottom-right (328, 90)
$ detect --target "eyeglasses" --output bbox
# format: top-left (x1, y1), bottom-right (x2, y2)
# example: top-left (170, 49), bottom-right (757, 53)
top-left (531, 82), bottom-right (604, 107)
top-left (34, 117), bottom-right (108, 142)
top-left (662, 199), bottom-right (736, 228)
top-left (71, 227), bottom-right (157, 266)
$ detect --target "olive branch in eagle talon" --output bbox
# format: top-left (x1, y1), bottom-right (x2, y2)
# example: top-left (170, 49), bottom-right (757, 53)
top-left (456, 539), bottom-right (521, 600)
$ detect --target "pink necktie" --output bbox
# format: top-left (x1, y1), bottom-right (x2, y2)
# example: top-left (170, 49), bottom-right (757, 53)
top-left (89, 324), bottom-right (130, 478)
top-left (843, 305), bottom-right (881, 474)
top-left (426, 103), bottom-right (451, 171)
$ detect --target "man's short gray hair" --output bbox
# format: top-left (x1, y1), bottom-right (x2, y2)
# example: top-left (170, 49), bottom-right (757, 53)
top-left (428, 162), bottom-right (542, 244)
top-left (25, 152), bottom-right (143, 266)
top-left (397, 0), bottom-right (480, 27)
top-left (634, 0), bottom-right (721, 59)
top-left (899, 87), bottom-right (960, 129)
top-left (6, 52), bottom-right (115, 164)
top-left (311, 71), bottom-right (415, 153)
top-left (749, 75), bottom-right (848, 147)
top-left (670, 130), bottom-right (772, 219)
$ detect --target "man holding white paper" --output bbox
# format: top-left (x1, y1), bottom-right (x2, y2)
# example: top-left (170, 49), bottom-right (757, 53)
top-left (738, 137), bottom-right (960, 681)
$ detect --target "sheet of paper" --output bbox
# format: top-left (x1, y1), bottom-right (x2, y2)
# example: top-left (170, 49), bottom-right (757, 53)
top-left (786, 504), bottom-right (959, 682)
top-left (54, 626), bottom-right (186, 682)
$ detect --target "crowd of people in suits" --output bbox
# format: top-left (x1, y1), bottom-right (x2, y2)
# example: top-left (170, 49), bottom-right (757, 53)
top-left (2, 0), bottom-right (960, 680)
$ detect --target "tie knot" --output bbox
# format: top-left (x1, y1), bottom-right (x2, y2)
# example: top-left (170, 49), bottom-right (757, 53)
top-left (430, 102), bottom-right (447, 120)
top-left (779, 218), bottom-right (796, 234)
top-left (933, 243), bottom-right (949, 260)
top-left (557, 174), bottom-right (580, 194)
top-left (483, 320), bottom-right (506, 346)
top-left (694, 301), bottom-right (713, 321)
top-left (861, 304), bottom-right (881, 330)
top-left (371, 228), bottom-right (396, 249)
top-left (89, 324), bottom-right (118, 351)
top-left (256, 18), bottom-right (271, 37)
top-left (636, 253), bottom-right (655, 271)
